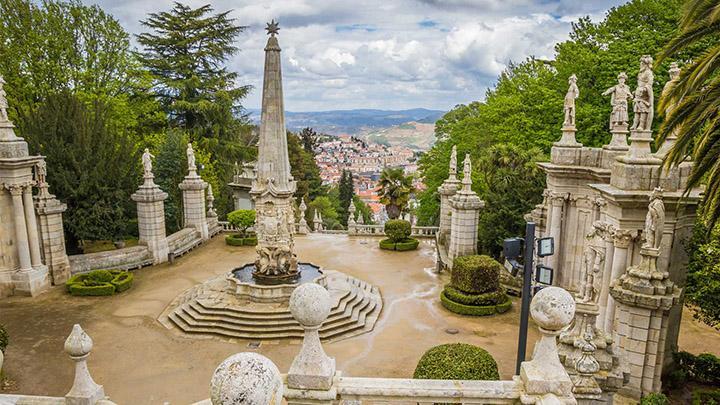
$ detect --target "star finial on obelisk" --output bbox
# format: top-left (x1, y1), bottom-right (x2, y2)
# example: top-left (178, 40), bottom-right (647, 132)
top-left (266, 19), bottom-right (280, 36)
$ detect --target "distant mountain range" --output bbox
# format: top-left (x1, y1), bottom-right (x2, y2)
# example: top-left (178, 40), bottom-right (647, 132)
top-left (246, 108), bottom-right (445, 135)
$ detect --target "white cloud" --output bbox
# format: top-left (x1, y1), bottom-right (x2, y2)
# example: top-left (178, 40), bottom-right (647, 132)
top-left (87, 0), bottom-right (626, 111)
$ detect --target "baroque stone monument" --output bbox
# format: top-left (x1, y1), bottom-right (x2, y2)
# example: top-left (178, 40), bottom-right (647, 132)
top-left (131, 150), bottom-right (169, 264)
top-left (251, 20), bottom-right (299, 283)
top-left (178, 142), bottom-right (209, 240)
top-left (0, 76), bottom-right (51, 297)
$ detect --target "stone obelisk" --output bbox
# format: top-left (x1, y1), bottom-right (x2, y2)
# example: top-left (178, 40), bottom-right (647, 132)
top-left (251, 20), bottom-right (298, 282)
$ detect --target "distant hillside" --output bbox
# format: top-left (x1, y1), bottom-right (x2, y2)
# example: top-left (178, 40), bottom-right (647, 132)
top-left (246, 108), bottom-right (445, 135)
top-left (358, 121), bottom-right (436, 151)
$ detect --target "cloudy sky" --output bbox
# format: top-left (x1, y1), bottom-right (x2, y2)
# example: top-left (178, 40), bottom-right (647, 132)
top-left (92, 0), bottom-right (625, 112)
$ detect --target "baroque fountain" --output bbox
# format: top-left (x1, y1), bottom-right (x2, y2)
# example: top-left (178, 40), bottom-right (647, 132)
top-left (160, 21), bottom-right (382, 341)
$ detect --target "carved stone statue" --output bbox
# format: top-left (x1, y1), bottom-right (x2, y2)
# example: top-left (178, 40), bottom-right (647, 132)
top-left (602, 72), bottom-right (633, 130)
top-left (254, 201), bottom-right (298, 279)
top-left (186, 143), bottom-right (196, 171)
top-left (631, 55), bottom-right (655, 131)
top-left (35, 159), bottom-right (47, 187)
top-left (449, 145), bottom-right (457, 178)
top-left (0, 76), bottom-right (8, 122)
top-left (564, 74), bottom-right (579, 127)
top-left (642, 188), bottom-right (665, 250)
top-left (142, 148), bottom-right (155, 178)
top-left (578, 221), bottom-right (607, 303)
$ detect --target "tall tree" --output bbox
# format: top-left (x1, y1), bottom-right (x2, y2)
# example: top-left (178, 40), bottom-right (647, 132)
top-left (338, 170), bottom-right (355, 227)
top-left (136, 2), bottom-right (249, 136)
top-left (378, 167), bottom-right (415, 220)
top-left (299, 127), bottom-right (318, 155)
top-left (288, 131), bottom-right (325, 202)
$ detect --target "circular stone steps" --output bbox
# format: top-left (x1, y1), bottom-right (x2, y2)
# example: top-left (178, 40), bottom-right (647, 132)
top-left (159, 270), bottom-right (382, 342)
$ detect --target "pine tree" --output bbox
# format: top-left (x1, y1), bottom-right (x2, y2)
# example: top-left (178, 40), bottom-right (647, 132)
top-left (299, 127), bottom-right (318, 155)
top-left (136, 2), bottom-right (249, 136)
top-left (338, 170), bottom-right (355, 227)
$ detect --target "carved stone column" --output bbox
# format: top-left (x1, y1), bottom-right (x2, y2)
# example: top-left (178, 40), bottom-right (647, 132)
top-left (604, 229), bottom-right (633, 333)
top-left (22, 184), bottom-right (42, 268)
top-left (35, 181), bottom-right (71, 285)
top-left (132, 175), bottom-right (169, 264)
top-left (548, 192), bottom-right (566, 284)
top-left (8, 184), bottom-right (32, 272)
top-left (179, 172), bottom-right (209, 240)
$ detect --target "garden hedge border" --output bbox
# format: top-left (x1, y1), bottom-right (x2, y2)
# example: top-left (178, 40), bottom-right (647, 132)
top-left (111, 272), bottom-right (134, 293)
top-left (225, 234), bottom-right (258, 246)
top-left (66, 270), bottom-right (134, 296)
top-left (440, 290), bottom-right (511, 316)
top-left (379, 237), bottom-right (419, 251)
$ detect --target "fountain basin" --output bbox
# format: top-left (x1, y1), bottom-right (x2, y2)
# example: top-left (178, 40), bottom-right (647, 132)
top-left (227, 262), bottom-right (327, 303)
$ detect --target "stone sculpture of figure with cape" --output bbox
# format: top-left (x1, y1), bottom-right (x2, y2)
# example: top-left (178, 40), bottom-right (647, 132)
top-left (564, 74), bottom-right (579, 127)
top-left (602, 72), bottom-right (633, 130)
top-left (631, 55), bottom-right (655, 131)
top-left (643, 188), bottom-right (665, 250)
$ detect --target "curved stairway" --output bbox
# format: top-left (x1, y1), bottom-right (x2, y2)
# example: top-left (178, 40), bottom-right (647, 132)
top-left (161, 271), bottom-right (382, 342)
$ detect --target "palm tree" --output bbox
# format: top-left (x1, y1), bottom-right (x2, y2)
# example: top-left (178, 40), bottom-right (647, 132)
top-left (657, 0), bottom-right (720, 227)
top-left (378, 167), bottom-right (415, 219)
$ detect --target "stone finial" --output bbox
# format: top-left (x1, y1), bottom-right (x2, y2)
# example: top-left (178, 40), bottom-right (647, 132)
top-left (210, 352), bottom-right (283, 405)
top-left (206, 184), bottom-right (217, 217)
top-left (461, 153), bottom-right (472, 192)
top-left (348, 201), bottom-right (357, 226)
top-left (521, 287), bottom-right (575, 401)
top-left (449, 145), bottom-right (458, 179)
top-left (299, 197), bottom-right (307, 212)
top-left (287, 283), bottom-right (336, 390)
top-left (266, 19), bottom-right (280, 37)
top-left (65, 324), bottom-right (106, 405)
top-left (572, 321), bottom-right (602, 398)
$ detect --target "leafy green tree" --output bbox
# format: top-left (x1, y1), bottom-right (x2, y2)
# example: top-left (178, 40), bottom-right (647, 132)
top-left (288, 131), bottom-right (325, 202)
top-left (309, 196), bottom-right (339, 230)
top-left (299, 127), bottom-right (318, 155)
top-left (685, 219), bottom-right (720, 329)
top-left (379, 167), bottom-right (415, 219)
top-left (154, 130), bottom-right (189, 233)
top-left (227, 209), bottom-right (256, 237)
top-left (338, 170), bottom-right (355, 227)
top-left (352, 195), bottom-right (374, 224)
top-left (22, 92), bottom-right (139, 252)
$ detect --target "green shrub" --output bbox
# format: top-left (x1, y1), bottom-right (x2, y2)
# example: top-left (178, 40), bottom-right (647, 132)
top-left (451, 255), bottom-right (502, 294)
top-left (0, 324), bottom-right (8, 354)
top-left (384, 219), bottom-right (411, 242)
top-left (226, 234), bottom-right (258, 246)
top-left (674, 351), bottom-right (720, 385)
top-left (692, 389), bottom-right (720, 405)
top-left (69, 283), bottom-right (116, 296)
top-left (227, 209), bottom-right (256, 236)
top-left (111, 271), bottom-right (134, 293)
top-left (640, 393), bottom-right (669, 405)
top-left (413, 343), bottom-right (499, 380)
top-left (88, 270), bottom-right (113, 283)
top-left (440, 291), bottom-right (510, 316)
top-left (243, 236), bottom-right (258, 246)
top-left (379, 237), bottom-right (419, 251)
top-left (443, 285), bottom-right (505, 306)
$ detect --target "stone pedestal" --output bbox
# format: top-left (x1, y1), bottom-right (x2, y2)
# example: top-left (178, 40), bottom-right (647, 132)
top-left (132, 176), bottom-right (169, 264)
top-left (601, 128), bottom-right (629, 169)
top-left (179, 173), bottom-right (208, 240)
top-left (448, 155), bottom-right (484, 267)
top-left (551, 127), bottom-right (583, 166)
top-left (35, 187), bottom-right (71, 285)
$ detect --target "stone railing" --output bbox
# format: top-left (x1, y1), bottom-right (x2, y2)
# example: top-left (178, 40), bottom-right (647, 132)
top-left (204, 284), bottom-right (578, 405)
top-left (350, 224), bottom-right (439, 238)
top-left (218, 221), bottom-right (238, 232)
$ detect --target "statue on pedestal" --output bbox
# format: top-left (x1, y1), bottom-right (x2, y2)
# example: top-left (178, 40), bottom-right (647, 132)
top-left (563, 74), bottom-right (579, 127)
top-left (578, 221), bottom-right (607, 303)
top-left (602, 72), bottom-right (633, 130)
top-left (631, 55), bottom-right (655, 131)
top-left (35, 159), bottom-right (47, 187)
top-left (0, 76), bottom-right (8, 122)
top-left (186, 143), bottom-right (196, 172)
top-left (642, 187), bottom-right (665, 250)
top-left (142, 148), bottom-right (155, 178)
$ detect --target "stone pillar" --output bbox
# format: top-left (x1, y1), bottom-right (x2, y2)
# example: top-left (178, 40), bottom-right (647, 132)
top-left (448, 154), bottom-right (484, 266)
top-left (132, 176), bottom-right (169, 264)
top-left (7, 183), bottom-right (49, 296)
top-left (35, 187), bottom-right (71, 285)
top-left (205, 184), bottom-right (221, 237)
top-left (551, 126), bottom-right (583, 166)
top-left (179, 172), bottom-right (208, 240)
top-left (601, 127), bottom-right (630, 169)
top-left (438, 145), bottom-right (460, 239)
top-left (8, 184), bottom-right (32, 271)
top-left (64, 324), bottom-right (106, 405)
top-left (603, 229), bottom-right (632, 333)
top-left (297, 198), bottom-right (310, 235)
top-left (610, 249), bottom-right (680, 399)
top-left (547, 192), bottom-right (566, 284)
top-left (22, 185), bottom-right (42, 268)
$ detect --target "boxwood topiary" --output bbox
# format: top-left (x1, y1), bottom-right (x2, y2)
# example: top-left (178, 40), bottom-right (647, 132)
top-left (111, 271), bottom-right (134, 293)
top-left (69, 282), bottom-right (116, 296)
top-left (443, 285), bottom-right (505, 306)
top-left (379, 237), bottom-right (419, 251)
top-left (226, 233), bottom-right (258, 246)
top-left (451, 255), bottom-right (502, 294)
top-left (384, 219), bottom-right (411, 243)
top-left (66, 269), bottom-right (133, 296)
top-left (0, 324), bottom-right (8, 354)
top-left (413, 343), bottom-right (499, 381)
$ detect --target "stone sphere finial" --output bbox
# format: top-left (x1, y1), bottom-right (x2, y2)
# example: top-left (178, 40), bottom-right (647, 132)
top-left (64, 324), bottom-right (93, 358)
top-left (289, 283), bottom-right (331, 327)
top-left (210, 352), bottom-right (283, 405)
top-left (530, 287), bottom-right (575, 332)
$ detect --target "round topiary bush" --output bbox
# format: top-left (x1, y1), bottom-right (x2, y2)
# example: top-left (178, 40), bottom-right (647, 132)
top-left (384, 219), bottom-right (411, 242)
top-left (413, 343), bottom-right (499, 381)
top-left (0, 324), bottom-right (8, 354)
top-left (451, 255), bottom-right (501, 294)
top-left (227, 209), bottom-right (256, 237)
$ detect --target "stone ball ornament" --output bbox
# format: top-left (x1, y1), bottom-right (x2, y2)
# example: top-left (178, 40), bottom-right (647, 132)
top-left (210, 352), bottom-right (283, 405)
top-left (530, 286), bottom-right (575, 332)
top-left (289, 283), bottom-right (331, 327)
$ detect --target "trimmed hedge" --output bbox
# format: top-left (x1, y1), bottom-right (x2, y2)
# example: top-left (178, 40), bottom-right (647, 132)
top-left (443, 285), bottom-right (506, 306)
top-left (440, 291), bottom-right (511, 316)
top-left (413, 343), bottom-right (499, 381)
top-left (384, 219), bottom-right (411, 242)
top-left (692, 389), bottom-right (720, 405)
top-left (0, 324), bottom-right (8, 354)
top-left (66, 270), bottom-right (133, 296)
top-left (226, 234), bottom-right (258, 246)
top-left (451, 255), bottom-right (501, 294)
top-left (674, 351), bottom-right (720, 385)
top-left (379, 237), bottom-right (419, 251)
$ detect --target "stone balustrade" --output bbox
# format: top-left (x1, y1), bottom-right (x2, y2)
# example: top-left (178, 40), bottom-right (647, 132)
top-left (217, 221), bottom-right (439, 239)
